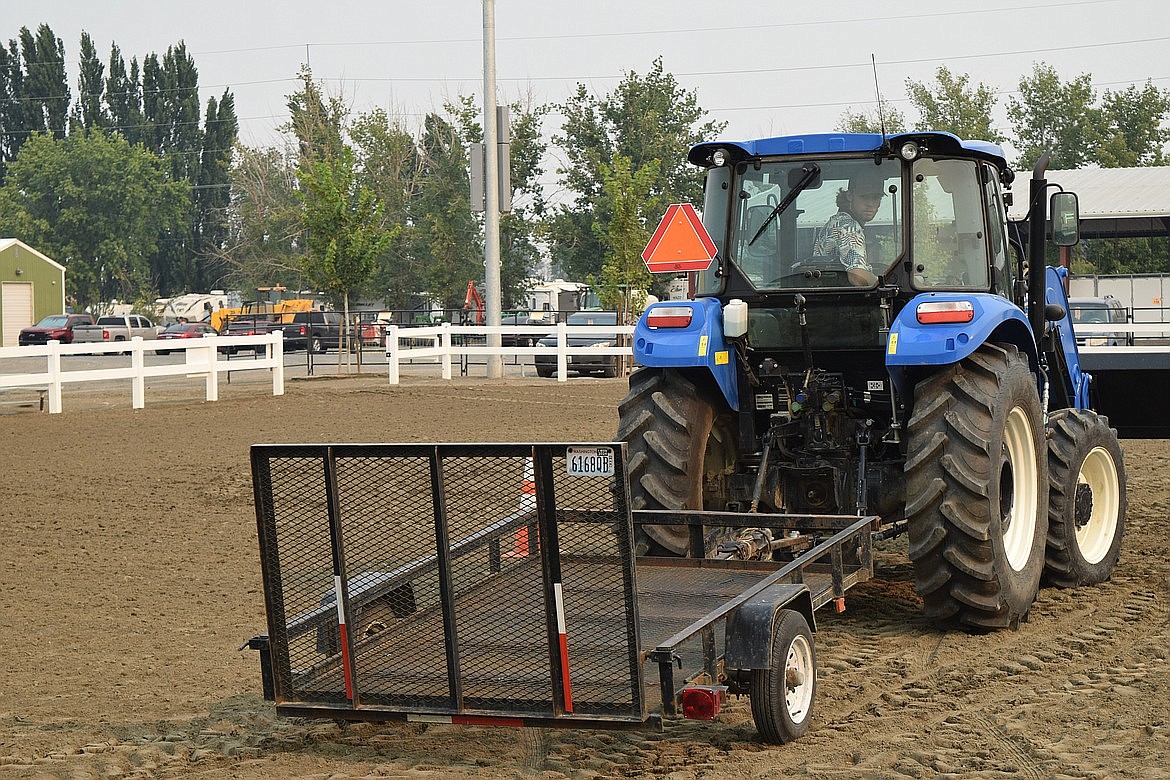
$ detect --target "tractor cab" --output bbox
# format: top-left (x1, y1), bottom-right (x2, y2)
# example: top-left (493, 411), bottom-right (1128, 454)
top-left (690, 132), bottom-right (1019, 351)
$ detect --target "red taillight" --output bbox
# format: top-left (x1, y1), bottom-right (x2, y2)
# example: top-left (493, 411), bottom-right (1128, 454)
top-left (646, 306), bottom-right (694, 328)
top-left (916, 300), bottom-right (975, 324)
top-left (681, 685), bottom-right (727, 720)
top-left (102, 329), bottom-right (111, 340)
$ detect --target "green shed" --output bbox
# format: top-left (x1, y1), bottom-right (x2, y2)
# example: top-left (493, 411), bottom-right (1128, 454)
top-left (0, 239), bottom-right (67, 347)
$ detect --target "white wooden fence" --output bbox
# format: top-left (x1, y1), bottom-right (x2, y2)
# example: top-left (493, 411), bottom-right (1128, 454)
top-left (0, 333), bottom-right (284, 413)
top-left (385, 322), bottom-right (635, 383)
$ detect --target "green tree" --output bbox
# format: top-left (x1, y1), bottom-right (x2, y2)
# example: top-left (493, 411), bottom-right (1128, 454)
top-left (18, 25), bottom-right (69, 139)
top-left (906, 66), bottom-right (1003, 142)
top-left (1095, 80), bottom-right (1170, 167)
top-left (296, 145), bottom-right (390, 344)
top-left (286, 65), bottom-right (346, 164)
top-left (0, 40), bottom-right (25, 179)
top-left (411, 112), bottom-right (481, 310)
top-left (1007, 62), bottom-right (1100, 170)
top-left (350, 107), bottom-right (423, 310)
top-left (190, 91), bottom-right (239, 291)
top-left (0, 129), bottom-right (188, 308)
top-left (835, 99), bottom-right (906, 134)
top-left (104, 44), bottom-right (142, 144)
top-left (593, 154), bottom-right (656, 321)
top-left (72, 31), bottom-right (106, 131)
top-left (549, 57), bottom-right (725, 282)
top-left (219, 143), bottom-right (307, 291)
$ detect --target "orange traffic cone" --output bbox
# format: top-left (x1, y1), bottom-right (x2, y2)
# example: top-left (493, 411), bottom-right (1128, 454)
top-left (506, 458), bottom-right (537, 557)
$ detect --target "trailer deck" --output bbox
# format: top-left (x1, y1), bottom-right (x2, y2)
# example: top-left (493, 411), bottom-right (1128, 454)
top-left (249, 442), bottom-right (873, 734)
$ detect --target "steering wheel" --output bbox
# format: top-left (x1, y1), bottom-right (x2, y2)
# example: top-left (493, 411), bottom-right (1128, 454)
top-left (767, 256), bottom-right (854, 287)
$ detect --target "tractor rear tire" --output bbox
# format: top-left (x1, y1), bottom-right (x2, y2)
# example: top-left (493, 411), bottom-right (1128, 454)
top-left (750, 608), bottom-right (816, 745)
top-left (617, 368), bottom-right (736, 556)
top-left (1045, 408), bottom-right (1126, 587)
top-left (904, 343), bottom-right (1048, 630)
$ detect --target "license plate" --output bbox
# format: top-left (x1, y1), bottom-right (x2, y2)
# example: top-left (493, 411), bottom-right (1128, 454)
top-left (566, 446), bottom-right (615, 477)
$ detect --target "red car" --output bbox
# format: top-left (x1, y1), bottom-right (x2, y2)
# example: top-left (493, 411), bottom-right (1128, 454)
top-left (18, 313), bottom-right (96, 346)
top-left (155, 322), bottom-right (219, 354)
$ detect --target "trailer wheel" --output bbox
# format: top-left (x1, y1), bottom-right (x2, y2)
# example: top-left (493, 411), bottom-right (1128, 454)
top-left (750, 608), bottom-right (816, 744)
top-left (1045, 409), bottom-right (1126, 587)
top-left (905, 343), bottom-right (1048, 630)
top-left (617, 368), bottom-right (736, 555)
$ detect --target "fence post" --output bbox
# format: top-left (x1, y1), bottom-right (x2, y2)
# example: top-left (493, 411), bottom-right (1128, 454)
top-left (47, 340), bottom-right (63, 413)
top-left (205, 338), bottom-right (219, 401)
top-left (272, 331), bottom-right (285, 396)
top-left (387, 325), bottom-right (400, 385)
top-left (441, 322), bottom-right (453, 380)
top-left (131, 337), bottom-right (146, 409)
top-left (556, 321), bottom-right (568, 382)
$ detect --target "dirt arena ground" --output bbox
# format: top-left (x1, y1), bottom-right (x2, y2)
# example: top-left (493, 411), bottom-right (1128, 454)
top-left (1, 374), bottom-right (1167, 779)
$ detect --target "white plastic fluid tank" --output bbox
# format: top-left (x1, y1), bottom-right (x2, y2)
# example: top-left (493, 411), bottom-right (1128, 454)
top-left (723, 299), bottom-right (748, 338)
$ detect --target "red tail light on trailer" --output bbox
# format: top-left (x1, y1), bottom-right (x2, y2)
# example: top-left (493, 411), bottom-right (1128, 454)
top-left (681, 685), bottom-right (727, 720)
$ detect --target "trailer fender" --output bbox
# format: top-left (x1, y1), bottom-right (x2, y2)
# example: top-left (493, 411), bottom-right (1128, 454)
top-left (632, 297), bottom-right (740, 411)
top-left (886, 291), bottom-right (1038, 400)
top-left (724, 584), bottom-right (815, 670)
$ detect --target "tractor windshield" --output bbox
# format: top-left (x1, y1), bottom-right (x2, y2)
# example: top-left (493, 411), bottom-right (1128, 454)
top-left (728, 159), bottom-right (902, 290)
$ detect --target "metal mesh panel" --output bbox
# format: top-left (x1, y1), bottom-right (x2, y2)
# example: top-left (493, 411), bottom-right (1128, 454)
top-left (252, 443), bottom-right (644, 723)
top-left (257, 451), bottom-right (343, 705)
top-left (549, 453), bottom-right (643, 717)
top-left (333, 454), bottom-right (450, 707)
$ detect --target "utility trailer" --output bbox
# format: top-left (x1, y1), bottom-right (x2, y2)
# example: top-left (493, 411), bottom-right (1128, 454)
top-left (246, 442), bottom-right (874, 744)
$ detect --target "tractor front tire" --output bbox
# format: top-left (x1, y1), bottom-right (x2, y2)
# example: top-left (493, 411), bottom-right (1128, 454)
top-left (905, 343), bottom-right (1048, 630)
top-left (617, 368), bottom-right (736, 556)
top-left (1045, 409), bottom-right (1126, 587)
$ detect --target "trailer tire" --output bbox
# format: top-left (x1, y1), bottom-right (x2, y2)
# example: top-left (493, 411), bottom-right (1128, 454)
top-left (905, 343), bottom-right (1048, 630)
top-left (750, 608), bottom-right (816, 744)
top-left (1045, 408), bottom-right (1126, 587)
top-left (617, 368), bottom-right (736, 555)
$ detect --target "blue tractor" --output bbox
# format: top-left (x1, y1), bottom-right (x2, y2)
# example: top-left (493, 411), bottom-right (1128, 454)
top-left (619, 132), bottom-right (1126, 631)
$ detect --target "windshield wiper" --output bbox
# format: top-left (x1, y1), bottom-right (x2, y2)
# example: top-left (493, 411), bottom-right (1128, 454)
top-left (748, 163), bottom-right (821, 246)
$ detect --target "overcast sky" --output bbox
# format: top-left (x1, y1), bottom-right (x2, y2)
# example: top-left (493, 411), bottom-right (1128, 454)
top-left (16, 0), bottom-right (1170, 169)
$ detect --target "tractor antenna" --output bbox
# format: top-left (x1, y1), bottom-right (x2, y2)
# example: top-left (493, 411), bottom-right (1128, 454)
top-left (871, 54), bottom-right (889, 145)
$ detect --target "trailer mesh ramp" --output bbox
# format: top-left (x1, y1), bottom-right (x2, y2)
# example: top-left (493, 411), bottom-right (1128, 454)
top-left (252, 443), bottom-right (646, 728)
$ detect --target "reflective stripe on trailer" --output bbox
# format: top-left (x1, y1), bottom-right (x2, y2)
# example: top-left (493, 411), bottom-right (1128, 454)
top-left (408, 713), bottom-right (526, 727)
top-left (334, 575), bottom-right (354, 700)
top-left (553, 582), bottom-right (573, 713)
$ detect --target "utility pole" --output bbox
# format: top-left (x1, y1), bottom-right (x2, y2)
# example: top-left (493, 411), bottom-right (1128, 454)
top-left (482, 0), bottom-right (503, 378)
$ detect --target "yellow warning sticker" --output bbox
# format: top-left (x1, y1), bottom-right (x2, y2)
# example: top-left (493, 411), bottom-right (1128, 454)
top-left (887, 333), bottom-right (899, 355)
top-left (698, 335), bottom-right (708, 356)
top-left (715, 350), bottom-right (729, 365)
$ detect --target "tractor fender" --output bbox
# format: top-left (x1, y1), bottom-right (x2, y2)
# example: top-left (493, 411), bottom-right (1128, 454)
top-left (724, 584), bottom-right (815, 670)
top-left (632, 297), bottom-right (740, 411)
top-left (885, 291), bottom-right (1039, 400)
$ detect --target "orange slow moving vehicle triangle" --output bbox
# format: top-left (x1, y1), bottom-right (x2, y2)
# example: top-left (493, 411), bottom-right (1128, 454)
top-left (641, 203), bottom-right (718, 273)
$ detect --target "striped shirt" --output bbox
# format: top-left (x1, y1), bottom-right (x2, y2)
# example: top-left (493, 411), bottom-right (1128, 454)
top-left (813, 212), bottom-right (870, 271)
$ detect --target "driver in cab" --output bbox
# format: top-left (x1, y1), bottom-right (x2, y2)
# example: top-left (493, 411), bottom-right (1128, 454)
top-left (813, 174), bottom-right (885, 286)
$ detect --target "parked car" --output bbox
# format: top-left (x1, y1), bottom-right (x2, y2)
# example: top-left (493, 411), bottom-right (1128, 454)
top-left (285, 310), bottom-right (342, 353)
top-left (533, 310), bottom-right (620, 378)
top-left (501, 312), bottom-right (549, 347)
top-left (1069, 296), bottom-right (1130, 346)
top-left (220, 319), bottom-right (282, 354)
top-left (18, 313), bottom-right (95, 346)
top-left (155, 322), bottom-right (219, 354)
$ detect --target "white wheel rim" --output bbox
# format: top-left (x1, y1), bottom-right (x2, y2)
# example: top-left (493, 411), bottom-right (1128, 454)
top-left (1003, 405), bottom-right (1039, 571)
top-left (784, 634), bottom-right (815, 724)
top-left (1075, 446), bottom-right (1120, 564)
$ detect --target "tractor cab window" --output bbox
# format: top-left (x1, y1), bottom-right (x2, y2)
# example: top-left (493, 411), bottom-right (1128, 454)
top-left (909, 158), bottom-right (991, 290)
top-left (728, 159), bottom-right (902, 290)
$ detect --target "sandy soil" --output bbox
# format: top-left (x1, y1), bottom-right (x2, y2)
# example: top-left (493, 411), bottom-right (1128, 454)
top-left (1, 374), bottom-right (1167, 779)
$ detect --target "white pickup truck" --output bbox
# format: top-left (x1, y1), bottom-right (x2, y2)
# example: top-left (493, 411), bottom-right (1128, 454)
top-left (71, 315), bottom-right (163, 345)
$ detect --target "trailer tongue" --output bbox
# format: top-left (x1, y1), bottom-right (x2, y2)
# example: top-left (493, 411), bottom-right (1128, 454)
top-left (246, 442), bottom-right (874, 743)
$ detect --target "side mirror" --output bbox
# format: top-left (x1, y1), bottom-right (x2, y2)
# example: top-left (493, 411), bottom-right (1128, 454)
top-left (1051, 191), bottom-right (1080, 247)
